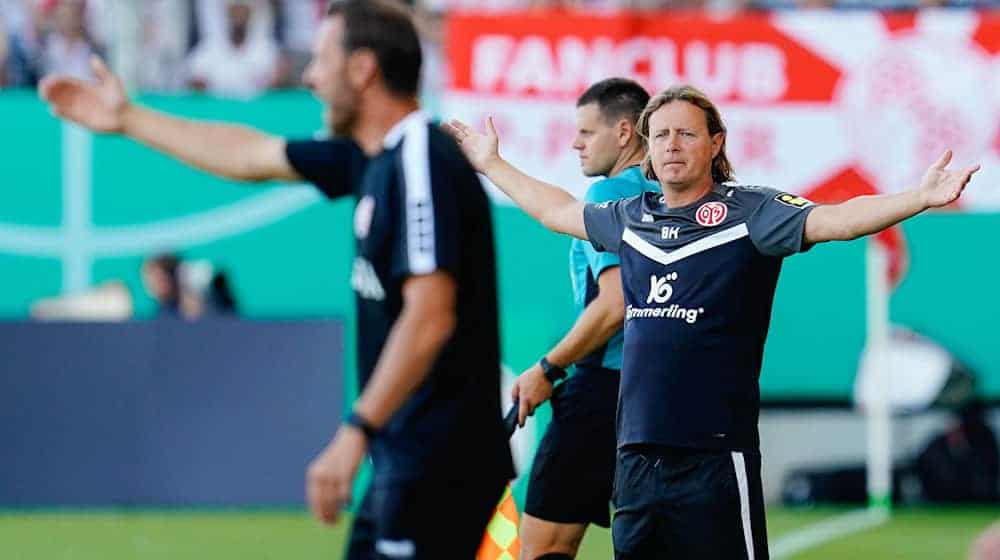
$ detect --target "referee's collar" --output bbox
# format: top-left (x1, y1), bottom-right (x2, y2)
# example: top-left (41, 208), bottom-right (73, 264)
top-left (383, 110), bottom-right (427, 149)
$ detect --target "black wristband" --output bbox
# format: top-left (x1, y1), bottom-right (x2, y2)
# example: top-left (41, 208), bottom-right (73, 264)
top-left (344, 410), bottom-right (378, 441)
top-left (539, 357), bottom-right (567, 384)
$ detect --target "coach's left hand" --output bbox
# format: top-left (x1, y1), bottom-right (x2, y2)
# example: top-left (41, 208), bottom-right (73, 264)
top-left (511, 364), bottom-right (553, 427)
top-left (917, 149), bottom-right (980, 209)
top-left (307, 426), bottom-right (367, 525)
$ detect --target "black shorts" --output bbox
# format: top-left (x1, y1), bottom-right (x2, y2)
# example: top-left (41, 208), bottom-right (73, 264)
top-left (344, 474), bottom-right (507, 559)
top-left (524, 365), bottom-right (619, 527)
top-left (612, 445), bottom-right (769, 560)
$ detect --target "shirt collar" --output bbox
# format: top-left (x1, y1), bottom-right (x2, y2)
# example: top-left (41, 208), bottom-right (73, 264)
top-left (650, 183), bottom-right (723, 213)
top-left (383, 109), bottom-right (427, 149)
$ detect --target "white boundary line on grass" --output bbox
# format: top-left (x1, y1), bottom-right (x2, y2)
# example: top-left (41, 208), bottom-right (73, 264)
top-left (770, 508), bottom-right (891, 559)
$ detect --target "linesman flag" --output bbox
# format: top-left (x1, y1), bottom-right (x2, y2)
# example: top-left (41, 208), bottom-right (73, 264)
top-left (476, 484), bottom-right (520, 560)
top-left (477, 400), bottom-right (523, 559)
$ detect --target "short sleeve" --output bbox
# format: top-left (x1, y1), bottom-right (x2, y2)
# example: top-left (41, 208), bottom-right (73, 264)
top-left (388, 124), bottom-right (468, 279)
top-left (583, 198), bottom-right (630, 254)
top-left (582, 179), bottom-right (629, 274)
top-left (285, 138), bottom-right (367, 199)
top-left (747, 189), bottom-right (817, 257)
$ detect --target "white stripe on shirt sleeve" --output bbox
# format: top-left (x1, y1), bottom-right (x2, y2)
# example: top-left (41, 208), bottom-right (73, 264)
top-left (400, 120), bottom-right (436, 274)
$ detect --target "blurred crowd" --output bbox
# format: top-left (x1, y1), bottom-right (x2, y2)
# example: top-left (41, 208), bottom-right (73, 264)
top-left (0, 0), bottom-right (993, 96)
top-left (31, 253), bottom-right (239, 321)
top-left (0, 0), bottom-right (328, 96)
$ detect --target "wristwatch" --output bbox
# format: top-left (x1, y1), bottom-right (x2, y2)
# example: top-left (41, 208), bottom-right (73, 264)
top-left (344, 410), bottom-right (378, 441)
top-left (539, 357), bottom-right (567, 384)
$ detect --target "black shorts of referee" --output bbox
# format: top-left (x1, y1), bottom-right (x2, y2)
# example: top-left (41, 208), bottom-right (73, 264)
top-left (524, 364), bottom-right (620, 527)
top-left (344, 473), bottom-right (507, 559)
top-left (612, 445), bottom-right (768, 559)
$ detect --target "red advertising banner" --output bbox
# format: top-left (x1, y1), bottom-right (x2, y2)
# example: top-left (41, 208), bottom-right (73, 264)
top-left (444, 10), bottom-right (1000, 282)
top-left (446, 10), bottom-right (999, 204)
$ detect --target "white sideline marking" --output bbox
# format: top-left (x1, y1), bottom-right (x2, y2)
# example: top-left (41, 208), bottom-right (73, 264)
top-left (770, 507), bottom-right (890, 559)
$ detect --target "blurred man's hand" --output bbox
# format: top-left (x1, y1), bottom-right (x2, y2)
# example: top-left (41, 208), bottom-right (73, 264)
top-left (306, 426), bottom-right (367, 525)
top-left (39, 56), bottom-right (130, 133)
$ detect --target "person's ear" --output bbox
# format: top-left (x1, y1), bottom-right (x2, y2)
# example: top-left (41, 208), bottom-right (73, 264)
top-left (347, 49), bottom-right (378, 90)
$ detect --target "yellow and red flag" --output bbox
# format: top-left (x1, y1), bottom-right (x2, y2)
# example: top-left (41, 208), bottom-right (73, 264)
top-left (476, 484), bottom-right (520, 560)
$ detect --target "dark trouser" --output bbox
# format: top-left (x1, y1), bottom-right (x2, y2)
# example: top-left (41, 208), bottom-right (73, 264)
top-left (524, 365), bottom-right (619, 527)
top-left (344, 475), bottom-right (507, 560)
top-left (612, 445), bottom-right (769, 560)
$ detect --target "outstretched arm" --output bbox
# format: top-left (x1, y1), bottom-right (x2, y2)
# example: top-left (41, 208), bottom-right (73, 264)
top-left (805, 150), bottom-right (979, 244)
top-left (444, 117), bottom-right (587, 240)
top-left (40, 56), bottom-right (299, 183)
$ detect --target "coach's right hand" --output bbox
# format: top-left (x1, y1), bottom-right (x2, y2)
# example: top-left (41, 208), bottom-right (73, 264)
top-left (39, 55), bottom-right (129, 133)
top-left (511, 364), bottom-right (553, 427)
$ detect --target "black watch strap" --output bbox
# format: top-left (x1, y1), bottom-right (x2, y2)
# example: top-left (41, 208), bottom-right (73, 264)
top-left (344, 410), bottom-right (378, 440)
top-left (539, 357), bottom-right (567, 384)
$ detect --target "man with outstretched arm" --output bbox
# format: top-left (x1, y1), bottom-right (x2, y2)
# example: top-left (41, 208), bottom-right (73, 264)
top-left (447, 84), bottom-right (979, 559)
top-left (41, 1), bottom-right (514, 558)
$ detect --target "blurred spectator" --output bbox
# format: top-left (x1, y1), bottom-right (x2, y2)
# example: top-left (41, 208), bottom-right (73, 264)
top-left (194, 0), bottom-right (275, 45)
top-left (3, 0), bottom-right (47, 87)
top-left (135, 0), bottom-right (191, 91)
top-left (205, 270), bottom-right (240, 316)
top-left (174, 259), bottom-right (240, 318)
top-left (186, 0), bottom-right (282, 98)
top-left (142, 253), bottom-right (183, 318)
top-left (42, 0), bottom-right (102, 81)
top-left (126, 253), bottom-right (240, 320)
top-left (276, 0), bottom-right (324, 86)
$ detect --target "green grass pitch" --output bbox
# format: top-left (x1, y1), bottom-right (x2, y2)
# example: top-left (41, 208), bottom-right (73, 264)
top-left (0, 507), bottom-right (996, 559)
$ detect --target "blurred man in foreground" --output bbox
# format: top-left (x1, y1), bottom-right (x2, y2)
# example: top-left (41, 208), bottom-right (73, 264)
top-left (41, 1), bottom-right (513, 557)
